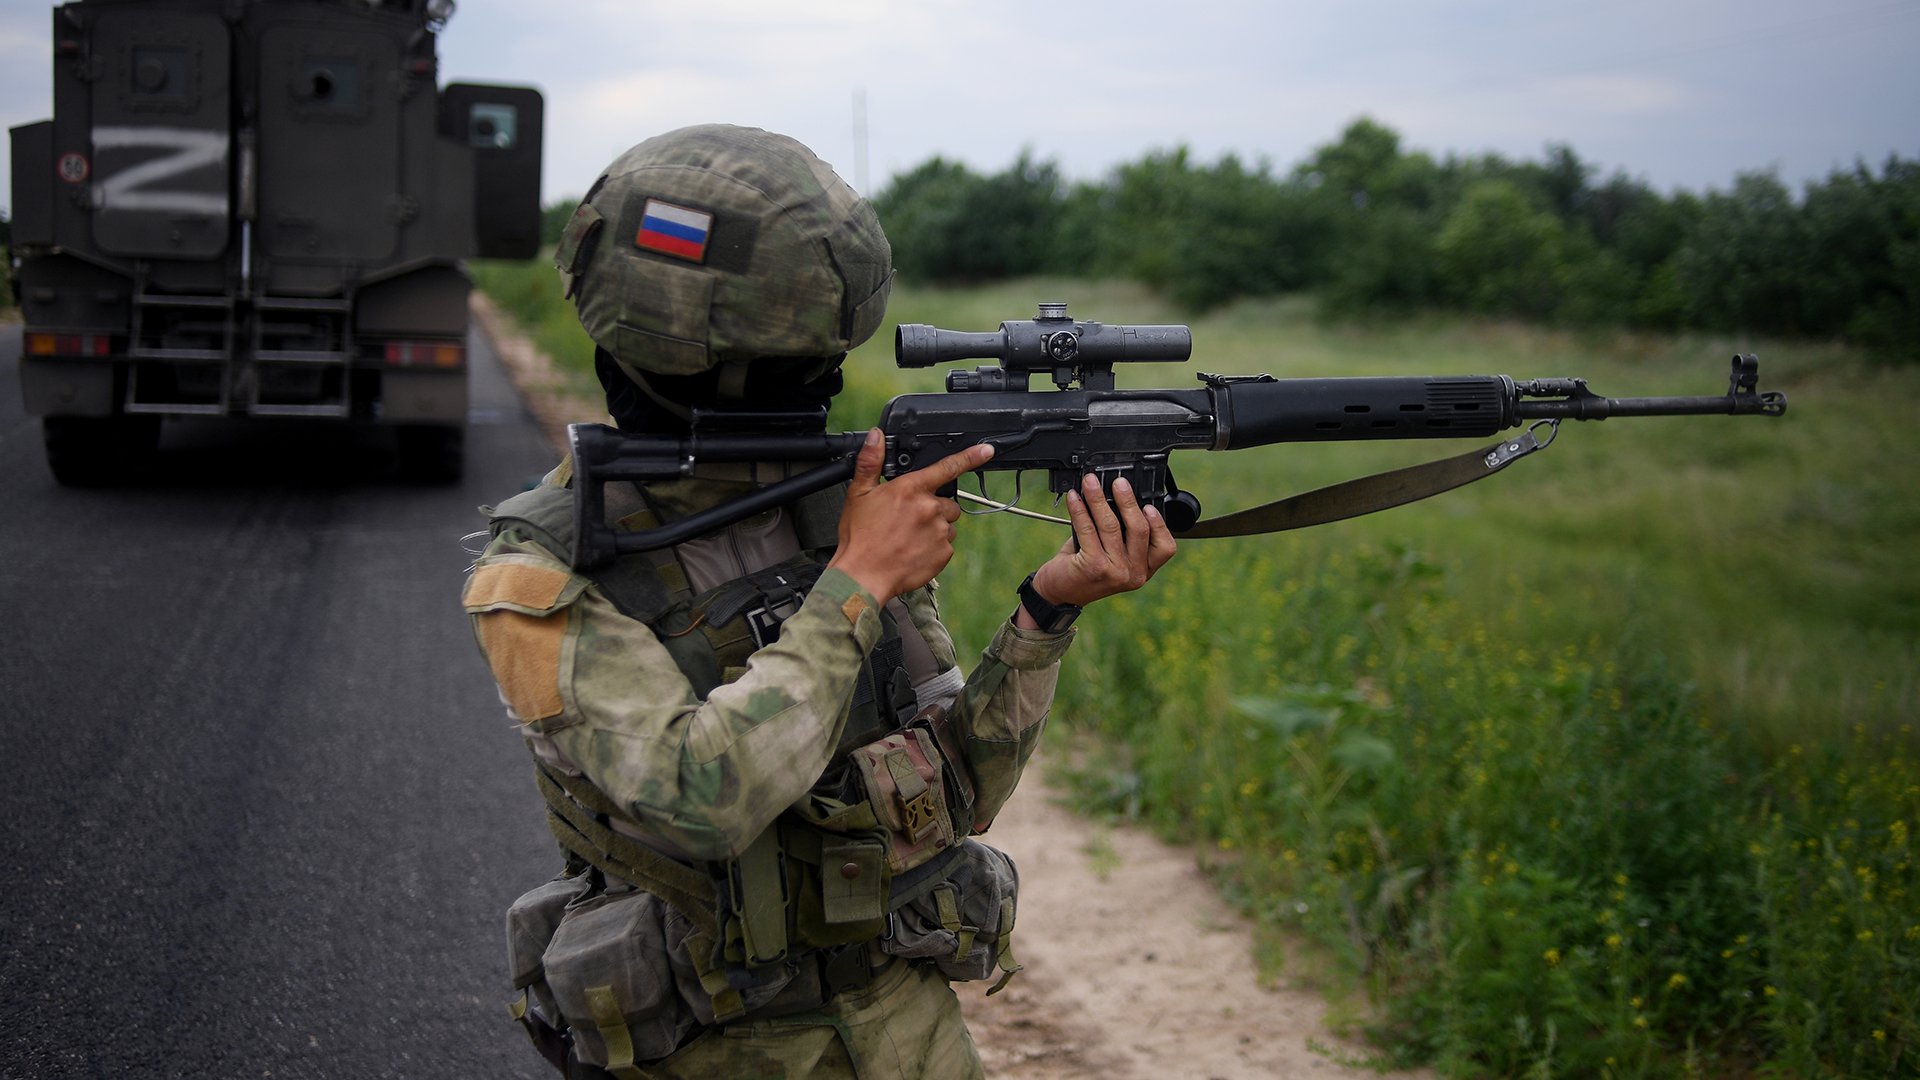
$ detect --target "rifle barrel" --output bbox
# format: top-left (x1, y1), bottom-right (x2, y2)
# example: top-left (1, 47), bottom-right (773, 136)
top-left (1513, 393), bottom-right (1787, 420)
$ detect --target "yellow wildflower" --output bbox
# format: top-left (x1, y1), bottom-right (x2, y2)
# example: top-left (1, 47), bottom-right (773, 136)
top-left (1668, 973), bottom-right (1688, 990)
top-left (1543, 949), bottom-right (1561, 967)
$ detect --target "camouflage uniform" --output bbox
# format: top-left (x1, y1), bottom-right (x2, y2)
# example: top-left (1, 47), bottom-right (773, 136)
top-left (464, 126), bottom-right (1074, 1079)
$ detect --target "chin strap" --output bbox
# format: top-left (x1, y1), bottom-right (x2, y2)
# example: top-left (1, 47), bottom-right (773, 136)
top-left (626, 368), bottom-right (697, 424)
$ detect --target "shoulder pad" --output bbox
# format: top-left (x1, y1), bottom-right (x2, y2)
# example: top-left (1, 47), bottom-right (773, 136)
top-left (489, 484), bottom-right (577, 563)
top-left (488, 483), bottom-right (679, 625)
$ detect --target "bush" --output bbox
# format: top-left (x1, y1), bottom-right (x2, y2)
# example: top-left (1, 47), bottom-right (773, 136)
top-left (1434, 180), bottom-right (1570, 320)
top-left (868, 122), bottom-right (1920, 356)
top-left (871, 154), bottom-right (1064, 283)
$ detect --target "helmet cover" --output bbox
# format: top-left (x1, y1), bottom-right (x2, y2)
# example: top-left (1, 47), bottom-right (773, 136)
top-left (553, 124), bottom-right (893, 386)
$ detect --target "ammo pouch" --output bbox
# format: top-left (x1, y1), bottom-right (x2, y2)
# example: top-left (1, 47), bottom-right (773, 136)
top-left (506, 871), bottom-right (812, 1076)
top-left (852, 727), bottom-right (958, 876)
top-left (536, 886), bottom-right (698, 1074)
top-left (505, 872), bottom-right (593, 1072)
top-left (879, 838), bottom-right (1022, 989)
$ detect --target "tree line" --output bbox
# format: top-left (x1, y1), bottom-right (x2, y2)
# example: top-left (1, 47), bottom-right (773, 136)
top-left (868, 118), bottom-right (1919, 357)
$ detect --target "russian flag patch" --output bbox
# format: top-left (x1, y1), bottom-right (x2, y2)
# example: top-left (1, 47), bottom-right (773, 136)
top-left (634, 198), bottom-right (713, 262)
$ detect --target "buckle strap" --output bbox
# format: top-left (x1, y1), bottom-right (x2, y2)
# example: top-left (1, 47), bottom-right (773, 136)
top-left (533, 763), bottom-right (719, 940)
top-left (584, 985), bottom-right (646, 1080)
top-left (726, 827), bottom-right (789, 966)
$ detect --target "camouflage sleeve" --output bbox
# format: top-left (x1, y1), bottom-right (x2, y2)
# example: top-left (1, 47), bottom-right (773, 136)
top-left (463, 533), bottom-right (884, 862)
top-left (949, 620), bottom-right (1076, 828)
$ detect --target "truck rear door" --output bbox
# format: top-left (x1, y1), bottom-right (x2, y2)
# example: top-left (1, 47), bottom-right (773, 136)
top-left (87, 7), bottom-right (231, 260)
top-left (255, 17), bottom-right (402, 266)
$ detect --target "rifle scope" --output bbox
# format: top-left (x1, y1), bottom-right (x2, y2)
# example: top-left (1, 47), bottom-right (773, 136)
top-left (896, 303), bottom-right (1192, 370)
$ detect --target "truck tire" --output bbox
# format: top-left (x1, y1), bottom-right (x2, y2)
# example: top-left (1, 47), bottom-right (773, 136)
top-left (396, 423), bottom-right (465, 483)
top-left (43, 415), bottom-right (162, 487)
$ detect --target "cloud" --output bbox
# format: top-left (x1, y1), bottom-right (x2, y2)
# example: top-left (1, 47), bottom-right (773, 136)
top-left (1532, 74), bottom-right (1691, 114)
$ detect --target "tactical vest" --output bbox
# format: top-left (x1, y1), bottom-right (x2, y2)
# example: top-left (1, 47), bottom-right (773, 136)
top-left (486, 476), bottom-right (1005, 1026)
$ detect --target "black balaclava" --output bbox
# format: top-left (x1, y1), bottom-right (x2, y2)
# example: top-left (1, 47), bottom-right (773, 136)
top-left (594, 347), bottom-right (844, 435)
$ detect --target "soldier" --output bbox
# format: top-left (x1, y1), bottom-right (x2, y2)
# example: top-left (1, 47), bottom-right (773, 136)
top-left (463, 124), bottom-right (1175, 1079)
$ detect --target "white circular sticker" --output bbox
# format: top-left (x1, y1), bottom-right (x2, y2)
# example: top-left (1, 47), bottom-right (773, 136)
top-left (57, 152), bottom-right (89, 183)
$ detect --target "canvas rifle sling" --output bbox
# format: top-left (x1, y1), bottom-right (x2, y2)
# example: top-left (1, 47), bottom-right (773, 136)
top-left (1177, 426), bottom-right (1553, 539)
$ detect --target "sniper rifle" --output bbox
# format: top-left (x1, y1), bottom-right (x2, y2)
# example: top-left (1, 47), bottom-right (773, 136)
top-left (566, 302), bottom-right (1786, 569)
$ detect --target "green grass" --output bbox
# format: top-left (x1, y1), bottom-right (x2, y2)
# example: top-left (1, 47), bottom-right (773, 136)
top-left (474, 266), bottom-right (1920, 1077)
top-left (470, 254), bottom-right (599, 380)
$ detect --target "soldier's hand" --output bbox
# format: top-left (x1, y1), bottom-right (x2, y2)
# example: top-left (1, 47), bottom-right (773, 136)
top-left (828, 430), bottom-right (994, 607)
top-left (1025, 473), bottom-right (1177, 615)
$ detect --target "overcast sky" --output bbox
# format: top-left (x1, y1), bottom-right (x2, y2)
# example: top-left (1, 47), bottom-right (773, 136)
top-left (3, 0), bottom-right (1916, 212)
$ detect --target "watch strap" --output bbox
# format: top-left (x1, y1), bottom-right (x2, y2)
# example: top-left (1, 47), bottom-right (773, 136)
top-left (1017, 573), bottom-right (1081, 633)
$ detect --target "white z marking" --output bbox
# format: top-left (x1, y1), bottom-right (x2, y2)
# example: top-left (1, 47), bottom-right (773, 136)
top-left (91, 126), bottom-right (229, 215)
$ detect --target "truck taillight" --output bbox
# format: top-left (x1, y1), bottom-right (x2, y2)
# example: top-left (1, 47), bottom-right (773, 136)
top-left (25, 332), bottom-right (113, 357)
top-left (382, 340), bottom-right (465, 368)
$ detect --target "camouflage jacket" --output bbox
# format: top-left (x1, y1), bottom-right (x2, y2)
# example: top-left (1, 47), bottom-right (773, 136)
top-left (462, 474), bottom-right (1073, 865)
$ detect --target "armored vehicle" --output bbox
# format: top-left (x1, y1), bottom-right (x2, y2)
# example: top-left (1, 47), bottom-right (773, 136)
top-left (8, 0), bottom-right (542, 483)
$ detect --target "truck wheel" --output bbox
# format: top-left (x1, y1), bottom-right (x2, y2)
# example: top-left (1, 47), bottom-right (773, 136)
top-left (397, 424), bottom-right (464, 483)
top-left (43, 416), bottom-right (162, 487)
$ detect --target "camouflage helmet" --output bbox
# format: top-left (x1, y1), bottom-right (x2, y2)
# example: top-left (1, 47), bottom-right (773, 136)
top-left (553, 124), bottom-right (892, 396)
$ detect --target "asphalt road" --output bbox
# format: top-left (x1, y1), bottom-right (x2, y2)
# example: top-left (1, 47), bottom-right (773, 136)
top-left (0, 321), bottom-right (567, 1079)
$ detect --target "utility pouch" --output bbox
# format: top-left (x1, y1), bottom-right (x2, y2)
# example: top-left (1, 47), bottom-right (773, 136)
top-left (661, 907), bottom-right (810, 1027)
top-left (539, 888), bottom-right (697, 1074)
top-left (851, 727), bottom-right (957, 875)
top-left (881, 839), bottom-right (1022, 988)
top-left (504, 873), bottom-right (594, 1070)
top-left (505, 872), bottom-right (593, 1015)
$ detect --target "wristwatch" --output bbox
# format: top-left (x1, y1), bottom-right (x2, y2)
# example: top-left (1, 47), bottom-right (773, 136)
top-left (1016, 573), bottom-right (1082, 633)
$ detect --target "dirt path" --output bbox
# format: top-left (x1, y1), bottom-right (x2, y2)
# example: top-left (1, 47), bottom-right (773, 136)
top-left (953, 765), bottom-right (1424, 1079)
top-left (472, 295), bottom-right (1427, 1080)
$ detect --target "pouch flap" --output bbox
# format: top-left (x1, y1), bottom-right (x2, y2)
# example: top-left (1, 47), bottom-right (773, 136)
top-left (554, 202), bottom-right (604, 298)
top-left (819, 837), bottom-right (888, 925)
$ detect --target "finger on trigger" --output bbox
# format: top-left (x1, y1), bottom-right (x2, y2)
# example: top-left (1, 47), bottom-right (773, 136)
top-left (917, 441), bottom-right (994, 490)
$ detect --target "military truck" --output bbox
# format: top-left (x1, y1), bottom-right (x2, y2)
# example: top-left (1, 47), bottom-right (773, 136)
top-left (8, 0), bottom-right (542, 483)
